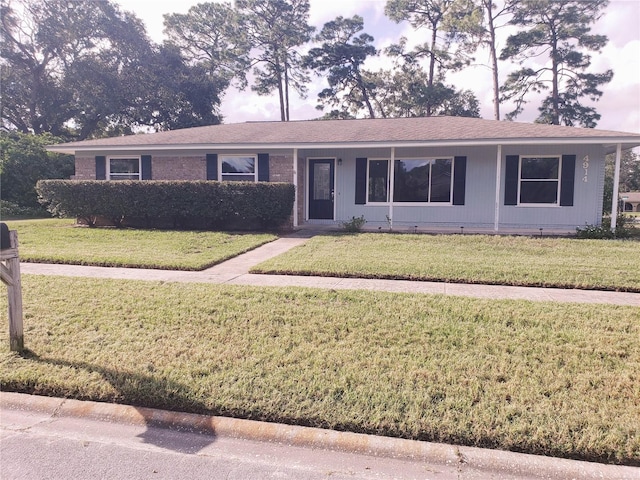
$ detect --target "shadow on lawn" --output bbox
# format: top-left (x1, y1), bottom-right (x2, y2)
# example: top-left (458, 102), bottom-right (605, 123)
top-left (16, 349), bottom-right (218, 454)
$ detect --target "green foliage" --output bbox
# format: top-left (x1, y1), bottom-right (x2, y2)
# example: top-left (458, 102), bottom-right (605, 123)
top-left (36, 180), bottom-right (295, 230)
top-left (576, 215), bottom-right (629, 239)
top-left (163, 2), bottom-right (251, 92)
top-left (0, 200), bottom-right (50, 219)
top-left (341, 215), bottom-right (366, 232)
top-left (1, 0), bottom-right (154, 139)
top-left (1, 0), bottom-right (225, 139)
top-left (500, 0), bottom-right (612, 127)
top-left (304, 15), bottom-right (378, 118)
top-left (0, 131), bottom-right (74, 209)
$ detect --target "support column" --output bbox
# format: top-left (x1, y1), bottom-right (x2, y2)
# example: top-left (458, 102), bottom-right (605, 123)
top-left (388, 147), bottom-right (395, 230)
top-left (610, 143), bottom-right (622, 232)
top-left (494, 145), bottom-right (502, 231)
top-left (293, 148), bottom-right (298, 228)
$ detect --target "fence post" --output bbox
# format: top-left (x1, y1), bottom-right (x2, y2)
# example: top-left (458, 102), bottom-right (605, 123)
top-left (1, 227), bottom-right (24, 352)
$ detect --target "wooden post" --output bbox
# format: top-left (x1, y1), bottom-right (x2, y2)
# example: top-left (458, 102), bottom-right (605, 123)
top-left (1, 229), bottom-right (24, 352)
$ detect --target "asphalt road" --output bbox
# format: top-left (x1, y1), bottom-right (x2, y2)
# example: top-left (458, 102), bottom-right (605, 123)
top-left (0, 406), bottom-right (453, 480)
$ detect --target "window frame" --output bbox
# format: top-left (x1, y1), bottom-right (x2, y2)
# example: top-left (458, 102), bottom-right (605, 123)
top-left (517, 155), bottom-right (562, 206)
top-left (219, 154), bottom-right (258, 182)
top-left (107, 156), bottom-right (141, 180)
top-left (365, 156), bottom-right (454, 205)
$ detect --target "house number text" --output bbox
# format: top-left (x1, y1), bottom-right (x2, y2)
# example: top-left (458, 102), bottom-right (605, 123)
top-left (582, 155), bottom-right (589, 183)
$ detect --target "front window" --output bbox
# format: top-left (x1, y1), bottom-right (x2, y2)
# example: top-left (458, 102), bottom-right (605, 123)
top-left (108, 157), bottom-right (140, 180)
top-left (519, 156), bottom-right (560, 204)
top-left (366, 157), bottom-right (454, 203)
top-left (394, 158), bottom-right (452, 203)
top-left (368, 160), bottom-right (389, 203)
top-left (220, 155), bottom-right (256, 181)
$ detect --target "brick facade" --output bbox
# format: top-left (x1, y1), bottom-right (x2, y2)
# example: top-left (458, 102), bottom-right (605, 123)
top-left (152, 156), bottom-right (206, 180)
top-left (73, 156), bottom-right (95, 180)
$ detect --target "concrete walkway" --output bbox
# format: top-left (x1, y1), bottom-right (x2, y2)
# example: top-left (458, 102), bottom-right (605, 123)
top-left (19, 233), bottom-right (640, 306)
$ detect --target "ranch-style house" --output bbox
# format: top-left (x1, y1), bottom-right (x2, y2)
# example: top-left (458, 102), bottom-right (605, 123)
top-left (48, 116), bottom-right (640, 234)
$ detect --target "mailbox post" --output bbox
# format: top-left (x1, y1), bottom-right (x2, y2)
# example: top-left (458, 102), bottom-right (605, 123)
top-left (1, 223), bottom-right (24, 352)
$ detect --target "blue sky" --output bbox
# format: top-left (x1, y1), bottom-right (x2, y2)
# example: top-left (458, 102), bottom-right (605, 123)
top-left (117, 0), bottom-right (640, 134)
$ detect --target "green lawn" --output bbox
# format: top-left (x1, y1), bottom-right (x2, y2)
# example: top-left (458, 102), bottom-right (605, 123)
top-left (5, 218), bottom-right (277, 270)
top-left (251, 233), bottom-right (640, 292)
top-left (2, 275), bottom-right (639, 465)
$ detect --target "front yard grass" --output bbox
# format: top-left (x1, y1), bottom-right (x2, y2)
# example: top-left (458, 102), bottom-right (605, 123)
top-left (251, 233), bottom-right (640, 292)
top-left (5, 218), bottom-right (277, 270)
top-left (1, 275), bottom-right (639, 465)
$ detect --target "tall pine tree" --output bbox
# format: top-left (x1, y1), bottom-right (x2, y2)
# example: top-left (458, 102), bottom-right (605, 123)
top-left (500, 0), bottom-right (612, 127)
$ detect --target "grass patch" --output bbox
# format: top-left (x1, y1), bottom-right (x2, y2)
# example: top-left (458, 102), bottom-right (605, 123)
top-left (1, 275), bottom-right (639, 465)
top-left (251, 233), bottom-right (640, 292)
top-left (5, 218), bottom-right (277, 270)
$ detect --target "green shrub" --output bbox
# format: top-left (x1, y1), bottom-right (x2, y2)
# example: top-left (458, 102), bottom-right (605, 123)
top-left (576, 214), bottom-right (629, 239)
top-left (342, 215), bottom-right (366, 232)
top-left (0, 200), bottom-right (51, 219)
top-left (0, 131), bottom-right (74, 209)
top-left (36, 180), bottom-right (295, 230)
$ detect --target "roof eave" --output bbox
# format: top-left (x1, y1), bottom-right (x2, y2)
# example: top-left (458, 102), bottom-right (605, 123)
top-left (47, 137), bottom-right (640, 155)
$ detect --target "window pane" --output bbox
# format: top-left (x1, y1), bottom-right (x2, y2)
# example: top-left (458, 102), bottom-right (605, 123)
top-left (520, 181), bottom-right (558, 203)
top-left (393, 159), bottom-right (429, 202)
top-left (313, 163), bottom-right (331, 200)
top-left (430, 158), bottom-right (452, 202)
top-left (521, 157), bottom-right (559, 179)
top-left (110, 159), bottom-right (139, 174)
top-left (368, 160), bottom-right (388, 202)
top-left (221, 157), bottom-right (255, 174)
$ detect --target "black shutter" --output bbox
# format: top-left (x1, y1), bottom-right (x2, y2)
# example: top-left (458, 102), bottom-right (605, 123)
top-left (504, 155), bottom-right (519, 206)
top-left (95, 156), bottom-right (106, 180)
top-left (141, 155), bottom-right (152, 180)
top-left (452, 156), bottom-right (467, 205)
top-left (206, 154), bottom-right (218, 180)
top-left (560, 154), bottom-right (575, 206)
top-left (355, 157), bottom-right (367, 205)
top-left (258, 153), bottom-right (269, 182)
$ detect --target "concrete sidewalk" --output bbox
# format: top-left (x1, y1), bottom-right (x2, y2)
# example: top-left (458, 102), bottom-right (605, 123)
top-left (18, 234), bottom-right (640, 306)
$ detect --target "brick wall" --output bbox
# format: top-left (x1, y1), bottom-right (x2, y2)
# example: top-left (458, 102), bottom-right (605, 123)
top-left (152, 156), bottom-right (206, 180)
top-left (73, 156), bottom-right (95, 180)
top-left (269, 154), bottom-right (293, 182)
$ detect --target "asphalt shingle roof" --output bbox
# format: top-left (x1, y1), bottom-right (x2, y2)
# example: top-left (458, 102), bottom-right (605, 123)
top-left (48, 116), bottom-right (640, 153)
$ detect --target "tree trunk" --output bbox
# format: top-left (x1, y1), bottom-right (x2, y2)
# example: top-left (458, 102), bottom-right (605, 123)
top-left (356, 71), bottom-right (376, 118)
top-left (277, 65), bottom-right (286, 122)
top-left (485, 0), bottom-right (500, 120)
top-left (427, 23), bottom-right (438, 117)
top-left (284, 57), bottom-right (290, 122)
top-left (550, 27), bottom-right (560, 125)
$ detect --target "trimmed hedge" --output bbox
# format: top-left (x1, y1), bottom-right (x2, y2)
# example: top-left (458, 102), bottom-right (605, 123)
top-left (36, 180), bottom-right (295, 230)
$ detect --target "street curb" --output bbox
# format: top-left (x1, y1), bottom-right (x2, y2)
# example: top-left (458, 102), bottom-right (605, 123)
top-left (2, 392), bottom-right (638, 479)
